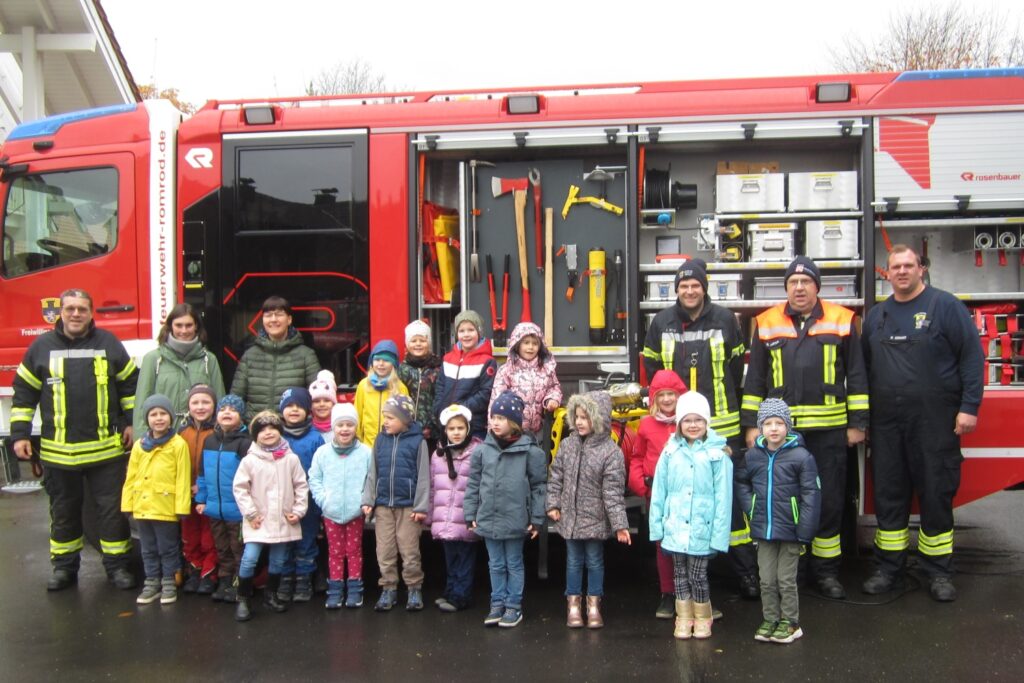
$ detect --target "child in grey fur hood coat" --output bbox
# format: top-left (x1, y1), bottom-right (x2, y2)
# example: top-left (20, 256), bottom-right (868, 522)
top-left (546, 390), bottom-right (631, 628)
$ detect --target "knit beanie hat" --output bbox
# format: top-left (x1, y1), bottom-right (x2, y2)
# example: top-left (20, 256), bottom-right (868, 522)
top-left (784, 255), bottom-right (821, 290)
top-left (490, 391), bottom-right (525, 427)
top-left (308, 369), bottom-right (338, 403)
top-left (217, 394), bottom-right (245, 416)
top-left (187, 384), bottom-right (217, 405)
top-left (440, 404), bottom-right (472, 427)
top-left (453, 309), bottom-right (485, 338)
top-left (405, 320), bottom-right (432, 345)
top-left (250, 410), bottom-right (284, 437)
top-left (675, 391), bottom-right (711, 425)
top-left (382, 394), bottom-right (415, 425)
top-left (279, 386), bottom-right (312, 414)
top-left (369, 339), bottom-right (400, 366)
top-left (673, 257), bottom-right (708, 294)
top-left (142, 393), bottom-right (175, 419)
top-left (757, 397), bottom-right (793, 433)
top-left (331, 402), bottom-right (358, 426)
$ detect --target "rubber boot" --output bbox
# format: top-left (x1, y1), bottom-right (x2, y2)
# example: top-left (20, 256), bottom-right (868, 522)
top-left (211, 577), bottom-right (231, 602)
top-left (345, 578), bottom-right (364, 608)
top-left (566, 595), bottom-right (584, 628)
top-left (264, 574), bottom-right (288, 613)
top-left (325, 580), bottom-right (343, 609)
top-left (277, 574), bottom-right (295, 603)
top-left (235, 577), bottom-right (253, 622)
top-left (293, 574), bottom-right (313, 602)
top-left (585, 596), bottom-right (603, 629)
top-left (693, 601), bottom-right (713, 639)
top-left (674, 599), bottom-right (693, 639)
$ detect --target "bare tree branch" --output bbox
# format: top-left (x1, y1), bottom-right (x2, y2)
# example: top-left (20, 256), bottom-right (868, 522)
top-left (304, 59), bottom-right (402, 96)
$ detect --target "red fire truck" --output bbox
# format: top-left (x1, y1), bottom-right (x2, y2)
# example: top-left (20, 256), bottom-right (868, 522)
top-left (2, 68), bottom-right (1023, 509)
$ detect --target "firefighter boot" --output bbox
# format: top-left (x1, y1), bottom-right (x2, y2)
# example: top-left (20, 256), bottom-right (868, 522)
top-left (693, 602), bottom-right (714, 639)
top-left (293, 574), bottom-right (313, 602)
top-left (673, 599), bottom-right (693, 639)
top-left (235, 577), bottom-right (253, 622)
top-left (264, 574), bottom-right (288, 613)
top-left (566, 595), bottom-right (584, 628)
top-left (47, 569), bottom-right (77, 592)
top-left (586, 596), bottom-right (604, 629)
top-left (929, 577), bottom-right (957, 602)
top-left (276, 574), bottom-right (295, 603)
top-left (108, 567), bottom-right (137, 590)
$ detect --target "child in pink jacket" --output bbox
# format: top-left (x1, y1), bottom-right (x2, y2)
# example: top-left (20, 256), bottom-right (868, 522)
top-left (427, 404), bottom-right (482, 612)
top-left (490, 322), bottom-right (562, 439)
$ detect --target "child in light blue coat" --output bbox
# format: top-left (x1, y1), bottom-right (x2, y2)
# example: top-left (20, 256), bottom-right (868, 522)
top-left (649, 391), bottom-right (732, 641)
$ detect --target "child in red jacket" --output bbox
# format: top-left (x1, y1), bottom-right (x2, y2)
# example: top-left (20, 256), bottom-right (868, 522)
top-left (629, 369), bottom-right (687, 619)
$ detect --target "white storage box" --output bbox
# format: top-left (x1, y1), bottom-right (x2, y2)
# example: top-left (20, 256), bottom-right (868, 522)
top-left (646, 273), bottom-right (743, 301)
top-left (646, 274), bottom-right (676, 301)
top-left (716, 173), bottom-right (786, 213)
top-left (754, 275), bottom-right (858, 300)
top-left (805, 220), bottom-right (859, 259)
top-left (748, 223), bottom-right (796, 261)
top-left (788, 171), bottom-right (858, 211)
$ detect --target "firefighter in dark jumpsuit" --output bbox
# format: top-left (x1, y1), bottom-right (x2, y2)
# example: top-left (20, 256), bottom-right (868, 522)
top-left (643, 258), bottom-right (761, 600)
top-left (861, 246), bottom-right (984, 603)
top-left (742, 256), bottom-right (869, 601)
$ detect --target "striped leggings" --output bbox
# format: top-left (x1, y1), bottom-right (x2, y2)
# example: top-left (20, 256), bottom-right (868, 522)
top-left (671, 552), bottom-right (710, 603)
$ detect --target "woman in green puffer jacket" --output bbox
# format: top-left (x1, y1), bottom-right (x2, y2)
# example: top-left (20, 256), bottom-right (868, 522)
top-left (229, 296), bottom-right (321, 422)
top-left (134, 303), bottom-right (226, 435)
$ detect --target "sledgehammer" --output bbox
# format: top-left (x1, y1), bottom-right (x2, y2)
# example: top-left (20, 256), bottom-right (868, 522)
top-left (492, 176), bottom-right (532, 322)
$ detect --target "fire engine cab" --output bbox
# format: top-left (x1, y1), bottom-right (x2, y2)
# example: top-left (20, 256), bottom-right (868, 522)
top-left (2, 68), bottom-right (1023, 508)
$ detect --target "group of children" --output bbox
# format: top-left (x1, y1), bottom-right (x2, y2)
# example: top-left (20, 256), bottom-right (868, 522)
top-left (120, 311), bottom-right (822, 642)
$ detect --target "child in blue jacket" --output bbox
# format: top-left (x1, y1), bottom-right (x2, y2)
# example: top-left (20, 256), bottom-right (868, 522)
top-left (736, 398), bottom-right (821, 645)
top-left (648, 391), bottom-right (732, 641)
top-left (195, 394), bottom-right (251, 603)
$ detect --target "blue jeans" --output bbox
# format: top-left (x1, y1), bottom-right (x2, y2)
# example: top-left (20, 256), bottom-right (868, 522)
top-left (565, 538), bottom-right (605, 597)
top-left (484, 537), bottom-right (525, 610)
top-left (239, 541), bottom-right (290, 579)
top-left (282, 503), bottom-right (321, 575)
top-left (136, 519), bottom-right (181, 579)
top-left (443, 541), bottom-right (478, 607)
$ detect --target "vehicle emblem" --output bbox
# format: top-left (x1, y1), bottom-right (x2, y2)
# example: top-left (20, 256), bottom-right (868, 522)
top-left (41, 297), bottom-right (60, 324)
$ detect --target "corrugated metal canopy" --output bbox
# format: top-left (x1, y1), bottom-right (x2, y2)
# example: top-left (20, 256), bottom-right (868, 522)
top-left (0, 0), bottom-right (139, 140)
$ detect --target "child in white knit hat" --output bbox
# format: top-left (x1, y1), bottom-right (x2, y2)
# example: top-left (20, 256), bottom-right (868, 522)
top-left (309, 369), bottom-right (339, 442)
top-left (398, 319), bottom-right (443, 444)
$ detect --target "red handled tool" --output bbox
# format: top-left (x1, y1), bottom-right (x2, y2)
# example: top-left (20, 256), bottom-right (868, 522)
top-left (487, 254), bottom-right (511, 346)
top-left (529, 168), bottom-right (543, 271)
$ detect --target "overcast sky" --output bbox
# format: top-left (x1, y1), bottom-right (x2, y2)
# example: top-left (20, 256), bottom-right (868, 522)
top-left (102, 0), bottom-right (1022, 107)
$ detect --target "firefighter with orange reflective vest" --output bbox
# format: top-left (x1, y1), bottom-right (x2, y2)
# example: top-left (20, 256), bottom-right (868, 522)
top-left (742, 256), bottom-right (869, 601)
top-left (643, 258), bottom-right (761, 600)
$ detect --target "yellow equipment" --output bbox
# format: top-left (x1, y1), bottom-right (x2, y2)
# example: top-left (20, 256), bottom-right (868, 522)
top-left (588, 249), bottom-right (607, 344)
top-left (433, 214), bottom-right (460, 302)
top-left (561, 185), bottom-right (624, 219)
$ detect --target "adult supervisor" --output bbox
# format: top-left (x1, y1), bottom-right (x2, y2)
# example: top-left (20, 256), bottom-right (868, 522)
top-left (230, 295), bottom-right (320, 422)
top-left (860, 245), bottom-right (983, 603)
top-left (642, 258), bottom-right (761, 599)
top-left (133, 303), bottom-right (225, 435)
top-left (741, 256), bottom-right (869, 600)
top-left (11, 288), bottom-right (139, 591)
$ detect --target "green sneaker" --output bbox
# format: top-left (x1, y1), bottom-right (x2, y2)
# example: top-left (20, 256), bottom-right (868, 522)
top-left (770, 618), bottom-right (803, 644)
top-left (754, 620), bottom-right (777, 642)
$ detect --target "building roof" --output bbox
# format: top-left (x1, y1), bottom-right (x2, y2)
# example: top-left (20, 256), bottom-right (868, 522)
top-left (0, 0), bottom-right (140, 140)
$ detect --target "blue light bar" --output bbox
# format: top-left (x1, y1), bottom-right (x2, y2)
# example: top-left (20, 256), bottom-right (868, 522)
top-left (896, 68), bottom-right (1024, 81)
top-left (7, 103), bottom-right (137, 141)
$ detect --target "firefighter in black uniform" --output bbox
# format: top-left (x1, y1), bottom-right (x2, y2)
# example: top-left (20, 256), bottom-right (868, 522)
top-left (742, 256), bottom-right (869, 600)
top-left (643, 258), bottom-right (761, 599)
top-left (11, 289), bottom-right (139, 591)
top-left (861, 245), bottom-right (983, 603)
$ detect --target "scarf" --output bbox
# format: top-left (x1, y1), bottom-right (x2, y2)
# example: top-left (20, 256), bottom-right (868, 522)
top-left (141, 428), bottom-right (174, 452)
top-left (403, 351), bottom-right (442, 369)
top-left (331, 439), bottom-right (358, 456)
top-left (283, 416), bottom-right (312, 438)
top-left (312, 417), bottom-right (332, 433)
top-left (369, 373), bottom-right (389, 391)
top-left (254, 438), bottom-right (290, 460)
top-left (165, 335), bottom-right (200, 358)
top-left (653, 409), bottom-right (676, 424)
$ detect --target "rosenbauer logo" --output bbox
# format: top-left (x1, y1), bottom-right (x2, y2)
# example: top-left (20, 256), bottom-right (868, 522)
top-left (961, 171), bottom-right (1022, 182)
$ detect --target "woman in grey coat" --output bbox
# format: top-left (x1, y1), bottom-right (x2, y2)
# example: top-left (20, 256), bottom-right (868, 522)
top-left (546, 390), bottom-right (631, 629)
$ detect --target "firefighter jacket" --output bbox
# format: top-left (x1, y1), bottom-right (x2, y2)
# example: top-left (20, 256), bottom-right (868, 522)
top-left (11, 320), bottom-right (138, 469)
top-left (741, 300), bottom-right (869, 432)
top-left (642, 297), bottom-right (745, 438)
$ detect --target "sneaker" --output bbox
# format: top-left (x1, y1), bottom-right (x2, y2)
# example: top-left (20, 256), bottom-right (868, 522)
top-left (108, 568), bottom-right (137, 590)
top-left (928, 577), bottom-right (957, 603)
top-left (817, 576), bottom-right (847, 600)
top-left (754, 620), bottom-right (777, 642)
top-left (47, 569), bottom-right (77, 592)
top-left (374, 589), bottom-right (397, 612)
top-left (160, 578), bottom-right (178, 605)
top-left (484, 603), bottom-right (504, 626)
top-left (182, 572), bottom-right (201, 594)
top-left (862, 571), bottom-right (903, 595)
top-left (769, 619), bottom-right (803, 644)
top-left (437, 599), bottom-right (458, 613)
top-left (498, 607), bottom-right (523, 628)
top-left (196, 575), bottom-right (217, 595)
top-left (136, 579), bottom-right (161, 605)
top-left (655, 593), bottom-right (675, 619)
top-left (406, 588), bottom-right (424, 611)
top-left (435, 596), bottom-right (449, 606)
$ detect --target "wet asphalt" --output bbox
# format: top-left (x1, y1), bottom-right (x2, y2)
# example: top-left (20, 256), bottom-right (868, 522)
top-left (1, 478), bottom-right (1022, 682)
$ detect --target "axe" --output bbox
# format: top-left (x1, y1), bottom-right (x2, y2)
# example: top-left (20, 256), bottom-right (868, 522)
top-left (492, 176), bottom-right (532, 323)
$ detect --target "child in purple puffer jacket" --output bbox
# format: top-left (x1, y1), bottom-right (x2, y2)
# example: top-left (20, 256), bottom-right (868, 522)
top-left (490, 322), bottom-right (562, 439)
top-left (427, 404), bottom-right (482, 612)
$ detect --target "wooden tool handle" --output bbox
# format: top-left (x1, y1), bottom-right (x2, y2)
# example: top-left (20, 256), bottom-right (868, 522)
top-left (514, 189), bottom-right (532, 322)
